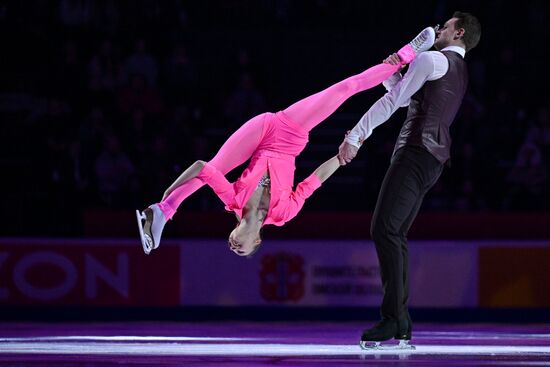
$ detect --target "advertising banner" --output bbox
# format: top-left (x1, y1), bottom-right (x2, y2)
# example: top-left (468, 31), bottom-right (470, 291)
top-left (179, 239), bottom-right (479, 307)
top-left (0, 239), bottom-right (180, 306)
top-left (2, 238), bottom-right (548, 307)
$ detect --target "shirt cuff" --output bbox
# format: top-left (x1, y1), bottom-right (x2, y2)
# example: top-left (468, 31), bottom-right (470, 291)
top-left (345, 136), bottom-right (362, 149)
top-left (295, 173), bottom-right (323, 200)
top-left (304, 173), bottom-right (322, 190)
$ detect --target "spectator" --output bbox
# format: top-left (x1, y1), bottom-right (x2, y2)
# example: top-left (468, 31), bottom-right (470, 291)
top-left (162, 43), bottom-right (197, 106)
top-left (59, 0), bottom-right (92, 27)
top-left (124, 38), bottom-right (159, 87)
top-left (95, 133), bottom-right (136, 206)
top-left (224, 72), bottom-right (267, 128)
top-left (117, 73), bottom-right (164, 116)
top-left (88, 39), bottom-right (122, 93)
top-left (506, 134), bottom-right (549, 210)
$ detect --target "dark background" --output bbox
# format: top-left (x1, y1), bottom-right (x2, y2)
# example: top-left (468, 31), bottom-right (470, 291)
top-left (1, 0), bottom-right (549, 237)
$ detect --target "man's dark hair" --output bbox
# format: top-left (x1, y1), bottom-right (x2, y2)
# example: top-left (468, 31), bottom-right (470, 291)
top-left (453, 11), bottom-right (481, 52)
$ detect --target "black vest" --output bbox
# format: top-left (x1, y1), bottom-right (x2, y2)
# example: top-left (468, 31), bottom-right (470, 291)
top-left (393, 51), bottom-right (468, 165)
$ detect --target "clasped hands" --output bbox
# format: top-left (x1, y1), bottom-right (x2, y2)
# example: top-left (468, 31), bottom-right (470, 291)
top-left (338, 131), bottom-right (360, 166)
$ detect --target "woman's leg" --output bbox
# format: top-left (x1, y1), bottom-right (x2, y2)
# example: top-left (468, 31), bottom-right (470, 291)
top-left (283, 62), bottom-right (401, 132)
top-left (157, 113), bottom-right (267, 220)
top-left (283, 27), bottom-right (434, 132)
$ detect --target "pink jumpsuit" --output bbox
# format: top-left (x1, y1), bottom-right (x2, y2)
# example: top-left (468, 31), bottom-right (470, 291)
top-left (157, 46), bottom-right (417, 225)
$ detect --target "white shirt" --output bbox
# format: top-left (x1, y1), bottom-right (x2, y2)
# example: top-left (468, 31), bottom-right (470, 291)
top-left (345, 46), bottom-right (466, 148)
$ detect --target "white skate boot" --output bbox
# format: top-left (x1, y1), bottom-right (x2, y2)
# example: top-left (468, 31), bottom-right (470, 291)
top-left (136, 204), bottom-right (167, 255)
top-left (409, 26), bottom-right (436, 53)
top-left (397, 26), bottom-right (437, 64)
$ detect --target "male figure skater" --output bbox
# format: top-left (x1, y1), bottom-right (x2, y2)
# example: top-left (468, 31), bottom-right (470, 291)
top-left (338, 12), bottom-right (481, 349)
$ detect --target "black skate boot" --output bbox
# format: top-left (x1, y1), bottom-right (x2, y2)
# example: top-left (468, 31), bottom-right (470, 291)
top-left (360, 316), bottom-right (415, 350)
top-left (394, 312), bottom-right (415, 349)
top-left (359, 319), bottom-right (397, 349)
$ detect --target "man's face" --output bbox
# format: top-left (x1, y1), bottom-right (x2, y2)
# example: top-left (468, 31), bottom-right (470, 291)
top-left (434, 18), bottom-right (459, 50)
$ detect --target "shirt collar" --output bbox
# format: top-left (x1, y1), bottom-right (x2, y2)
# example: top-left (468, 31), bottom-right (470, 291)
top-left (440, 45), bottom-right (466, 58)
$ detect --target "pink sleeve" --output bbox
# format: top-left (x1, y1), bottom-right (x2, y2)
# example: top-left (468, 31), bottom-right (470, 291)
top-left (197, 163), bottom-right (235, 206)
top-left (284, 173), bottom-right (322, 222)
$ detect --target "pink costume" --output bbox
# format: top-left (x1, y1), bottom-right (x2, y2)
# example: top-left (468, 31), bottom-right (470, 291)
top-left (157, 46), bottom-right (418, 226)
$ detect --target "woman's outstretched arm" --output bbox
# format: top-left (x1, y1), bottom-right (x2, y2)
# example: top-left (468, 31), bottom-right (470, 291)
top-left (313, 155), bottom-right (341, 183)
top-left (282, 155), bottom-right (342, 223)
top-left (162, 160), bottom-right (206, 200)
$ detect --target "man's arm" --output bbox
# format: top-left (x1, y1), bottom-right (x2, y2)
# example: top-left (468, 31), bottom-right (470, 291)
top-left (382, 54), bottom-right (404, 92)
top-left (382, 71), bottom-right (403, 92)
top-left (338, 52), bottom-right (436, 164)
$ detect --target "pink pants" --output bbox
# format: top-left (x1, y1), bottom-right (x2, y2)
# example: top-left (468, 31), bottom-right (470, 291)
top-left (158, 61), bottom-right (406, 220)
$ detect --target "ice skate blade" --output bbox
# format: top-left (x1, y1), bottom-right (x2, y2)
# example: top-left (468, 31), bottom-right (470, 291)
top-left (136, 210), bottom-right (153, 255)
top-left (360, 340), bottom-right (416, 351)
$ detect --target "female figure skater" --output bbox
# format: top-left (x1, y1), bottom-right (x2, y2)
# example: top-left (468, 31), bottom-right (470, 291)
top-left (136, 27), bottom-right (436, 257)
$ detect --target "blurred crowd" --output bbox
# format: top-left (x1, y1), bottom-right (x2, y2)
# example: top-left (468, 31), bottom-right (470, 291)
top-left (1, 1), bottom-right (549, 235)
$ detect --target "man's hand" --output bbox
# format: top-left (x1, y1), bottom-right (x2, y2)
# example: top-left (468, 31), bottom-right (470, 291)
top-left (384, 53), bottom-right (406, 69)
top-left (338, 141), bottom-right (359, 166)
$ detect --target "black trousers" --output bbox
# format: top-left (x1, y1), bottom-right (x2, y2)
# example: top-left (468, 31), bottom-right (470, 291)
top-left (371, 146), bottom-right (444, 321)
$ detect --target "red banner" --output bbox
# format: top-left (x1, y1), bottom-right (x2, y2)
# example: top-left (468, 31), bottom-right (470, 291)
top-left (0, 239), bottom-right (180, 306)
